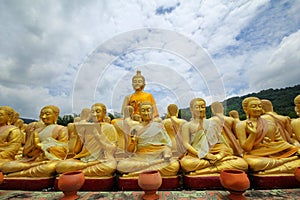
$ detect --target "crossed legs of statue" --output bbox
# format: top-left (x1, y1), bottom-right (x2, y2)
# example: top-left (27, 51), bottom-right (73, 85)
top-left (245, 156), bottom-right (299, 174)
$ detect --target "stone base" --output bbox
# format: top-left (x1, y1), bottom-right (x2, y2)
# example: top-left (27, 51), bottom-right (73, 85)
top-left (0, 177), bottom-right (55, 191)
top-left (249, 174), bottom-right (299, 189)
top-left (183, 174), bottom-right (223, 190)
top-left (118, 176), bottom-right (180, 191)
top-left (54, 176), bottom-right (115, 191)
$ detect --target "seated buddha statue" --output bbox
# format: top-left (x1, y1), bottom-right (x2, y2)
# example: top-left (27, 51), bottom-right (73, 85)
top-left (73, 107), bottom-right (91, 123)
top-left (121, 70), bottom-right (160, 119)
top-left (0, 106), bottom-right (22, 168)
top-left (228, 110), bottom-right (240, 137)
top-left (229, 110), bottom-right (240, 120)
top-left (117, 102), bottom-right (180, 177)
top-left (236, 97), bottom-right (300, 174)
top-left (162, 104), bottom-right (187, 157)
top-left (210, 101), bottom-right (244, 157)
top-left (179, 98), bottom-right (248, 175)
top-left (291, 95), bottom-right (300, 142)
top-left (56, 103), bottom-right (117, 177)
top-left (261, 99), bottom-right (297, 145)
top-left (1, 105), bottom-right (68, 177)
top-left (113, 105), bottom-right (139, 156)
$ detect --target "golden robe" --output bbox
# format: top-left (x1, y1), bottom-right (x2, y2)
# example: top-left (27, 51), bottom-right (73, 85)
top-left (0, 125), bottom-right (22, 167)
top-left (117, 122), bottom-right (179, 177)
top-left (1, 123), bottom-right (68, 177)
top-left (56, 122), bottom-right (117, 177)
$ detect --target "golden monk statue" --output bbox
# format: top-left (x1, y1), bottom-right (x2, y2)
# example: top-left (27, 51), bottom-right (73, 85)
top-left (228, 110), bottom-right (240, 137)
top-left (236, 97), bottom-right (300, 174)
top-left (113, 105), bottom-right (139, 156)
top-left (1, 105), bottom-right (68, 177)
top-left (210, 101), bottom-right (244, 157)
top-left (229, 110), bottom-right (240, 120)
top-left (117, 102), bottom-right (179, 177)
top-left (73, 108), bottom-right (91, 123)
top-left (261, 99), bottom-right (297, 145)
top-left (56, 103), bottom-right (117, 177)
top-left (162, 104), bottom-right (187, 156)
top-left (0, 106), bottom-right (22, 168)
top-left (121, 70), bottom-right (159, 118)
top-left (291, 95), bottom-right (300, 142)
top-left (179, 98), bottom-right (248, 175)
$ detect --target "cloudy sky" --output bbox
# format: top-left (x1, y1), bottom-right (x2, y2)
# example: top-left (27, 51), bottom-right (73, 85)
top-left (1, 0), bottom-right (299, 119)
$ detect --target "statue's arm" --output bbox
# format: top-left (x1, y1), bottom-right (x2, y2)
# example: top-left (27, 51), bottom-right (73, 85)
top-left (181, 123), bottom-right (197, 156)
top-left (236, 121), bottom-right (256, 152)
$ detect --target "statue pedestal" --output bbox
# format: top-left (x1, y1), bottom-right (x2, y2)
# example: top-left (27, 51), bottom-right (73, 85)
top-left (118, 176), bottom-right (179, 191)
top-left (0, 177), bottom-right (55, 191)
top-left (249, 174), bottom-right (299, 189)
top-left (54, 176), bottom-right (115, 191)
top-left (183, 174), bottom-right (223, 190)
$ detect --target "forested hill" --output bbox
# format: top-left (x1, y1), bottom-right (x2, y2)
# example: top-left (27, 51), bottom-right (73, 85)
top-left (180, 84), bottom-right (300, 120)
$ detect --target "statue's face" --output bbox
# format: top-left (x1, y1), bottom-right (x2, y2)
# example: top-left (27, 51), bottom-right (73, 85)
top-left (140, 104), bottom-right (153, 121)
top-left (247, 100), bottom-right (263, 117)
top-left (132, 77), bottom-right (144, 91)
top-left (91, 105), bottom-right (105, 122)
top-left (192, 100), bottom-right (206, 119)
top-left (40, 108), bottom-right (57, 125)
top-left (0, 109), bottom-right (9, 126)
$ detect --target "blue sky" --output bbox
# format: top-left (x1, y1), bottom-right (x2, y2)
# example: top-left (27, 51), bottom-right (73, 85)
top-left (0, 0), bottom-right (299, 119)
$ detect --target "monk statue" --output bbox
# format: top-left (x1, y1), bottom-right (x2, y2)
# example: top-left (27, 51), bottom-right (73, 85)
top-left (261, 99), bottom-right (297, 146)
top-left (291, 95), bottom-right (300, 142)
top-left (56, 103), bottom-right (117, 177)
top-left (228, 110), bottom-right (240, 136)
top-left (236, 97), bottom-right (300, 174)
top-left (1, 105), bottom-right (68, 177)
top-left (0, 106), bottom-right (22, 168)
top-left (121, 70), bottom-right (160, 119)
top-left (229, 110), bottom-right (240, 120)
top-left (162, 104), bottom-right (187, 157)
top-left (66, 108), bottom-right (92, 158)
top-left (179, 98), bottom-right (248, 175)
top-left (210, 102), bottom-right (244, 157)
top-left (117, 102), bottom-right (180, 177)
top-left (113, 105), bottom-right (139, 157)
top-left (73, 107), bottom-right (91, 123)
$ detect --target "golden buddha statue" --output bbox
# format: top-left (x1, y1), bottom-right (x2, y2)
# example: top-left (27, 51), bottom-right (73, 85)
top-left (73, 107), bottom-right (91, 123)
top-left (291, 95), bottom-right (300, 142)
top-left (229, 110), bottom-right (240, 120)
top-left (228, 110), bottom-right (240, 137)
top-left (117, 102), bottom-right (180, 177)
top-left (1, 105), bottom-right (68, 177)
top-left (162, 104), bottom-right (187, 156)
top-left (179, 98), bottom-right (248, 175)
top-left (121, 70), bottom-right (159, 118)
top-left (261, 99), bottom-right (297, 145)
top-left (113, 105), bottom-right (139, 156)
top-left (56, 103), bottom-right (117, 177)
top-left (210, 101), bottom-right (244, 157)
top-left (0, 106), bottom-right (22, 168)
top-left (236, 97), bottom-right (300, 174)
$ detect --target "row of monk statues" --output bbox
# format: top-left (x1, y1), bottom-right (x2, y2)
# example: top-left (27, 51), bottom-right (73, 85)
top-left (1, 70), bottom-right (300, 180)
